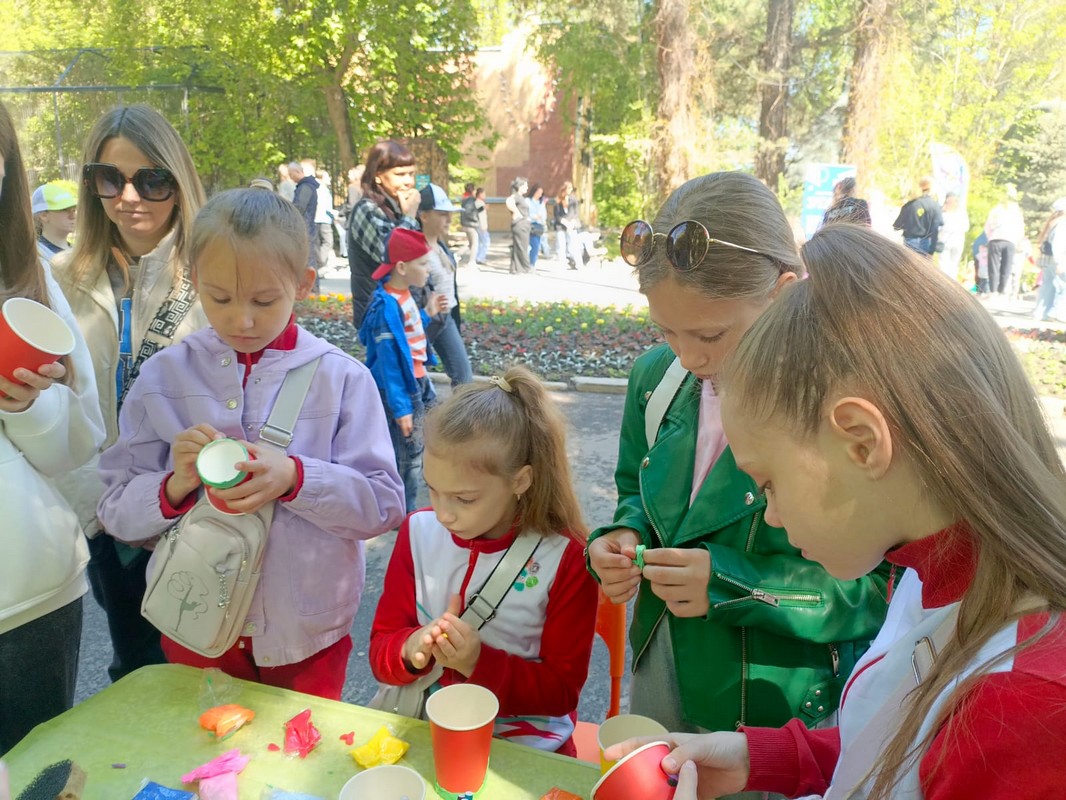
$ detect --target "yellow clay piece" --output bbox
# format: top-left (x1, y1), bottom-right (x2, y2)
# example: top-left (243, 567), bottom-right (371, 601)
top-left (350, 725), bottom-right (410, 768)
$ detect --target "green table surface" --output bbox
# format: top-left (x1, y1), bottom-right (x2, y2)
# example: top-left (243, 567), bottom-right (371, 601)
top-left (5, 664), bottom-right (598, 799)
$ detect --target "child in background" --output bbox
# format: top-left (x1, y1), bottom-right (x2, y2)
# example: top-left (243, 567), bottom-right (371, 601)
top-left (31, 180), bottom-right (78, 265)
top-left (359, 228), bottom-right (443, 513)
top-left (369, 366), bottom-right (599, 756)
top-left (97, 189), bottom-right (405, 699)
top-left (611, 224), bottom-right (1066, 798)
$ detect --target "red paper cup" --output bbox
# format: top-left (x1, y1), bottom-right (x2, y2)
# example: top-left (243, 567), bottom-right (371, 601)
top-left (0, 297), bottom-right (76, 384)
top-left (424, 683), bottom-right (499, 799)
top-left (338, 765), bottom-right (427, 800)
top-left (197, 439), bottom-right (253, 515)
top-left (592, 741), bottom-right (676, 800)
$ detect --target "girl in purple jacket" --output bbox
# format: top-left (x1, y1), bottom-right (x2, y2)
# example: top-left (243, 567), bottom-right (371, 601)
top-left (98, 189), bottom-right (405, 699)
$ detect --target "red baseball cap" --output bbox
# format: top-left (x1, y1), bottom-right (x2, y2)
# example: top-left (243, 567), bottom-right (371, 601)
top-left (371, 228), bottom-right (432, 280)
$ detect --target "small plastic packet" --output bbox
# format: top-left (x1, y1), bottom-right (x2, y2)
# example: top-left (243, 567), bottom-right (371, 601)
top-left (199, 668), bottom-right (240, 711)
top-left (350, 725), bottom-right (410, 768)
top-left (130, 781), bottom-right (196, 800)
top-left (282, 709), bottom-right (321, 759)
top-left (199, 704), bottom-right (256, 739)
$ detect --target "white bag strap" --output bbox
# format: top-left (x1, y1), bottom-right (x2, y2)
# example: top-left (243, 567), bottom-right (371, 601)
top-left (461, 533), bottom-right (543, 629)
top-left (258, 358), bottom-right (321, 452)
top-left (823, 606), bottom-right (959, 799)
top-left (644, 356), bottom-right (689, 450)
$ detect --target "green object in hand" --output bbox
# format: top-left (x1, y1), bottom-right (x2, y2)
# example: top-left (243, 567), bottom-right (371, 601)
top-left (634, 544), bottom-right (646, 570)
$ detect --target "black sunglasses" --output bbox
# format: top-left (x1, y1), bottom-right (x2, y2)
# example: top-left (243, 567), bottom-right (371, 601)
top-left (82, 162), bottom-right (177, 202)
top-left (620, 219), bottom-right (769, 271)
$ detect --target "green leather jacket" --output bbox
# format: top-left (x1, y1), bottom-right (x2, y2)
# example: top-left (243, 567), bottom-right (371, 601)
top-left (588, 345), bottom-right (891, 732)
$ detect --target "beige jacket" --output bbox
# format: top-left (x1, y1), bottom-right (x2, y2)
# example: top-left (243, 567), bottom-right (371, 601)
top-left (50, 230), bottom-right (207, 536)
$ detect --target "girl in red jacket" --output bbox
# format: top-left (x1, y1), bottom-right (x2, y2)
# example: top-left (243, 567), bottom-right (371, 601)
top-left (610, 224), bottom-right (1066, 799)
top-left (369, 365), bottom-right (598, 756)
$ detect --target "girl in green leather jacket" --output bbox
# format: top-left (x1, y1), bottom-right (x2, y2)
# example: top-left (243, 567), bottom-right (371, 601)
top-left (587, 174), bottom-right (891, 784)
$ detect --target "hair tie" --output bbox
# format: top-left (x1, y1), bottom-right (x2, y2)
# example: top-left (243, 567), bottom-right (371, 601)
top-left (489, 375), bottom-right (513, 394)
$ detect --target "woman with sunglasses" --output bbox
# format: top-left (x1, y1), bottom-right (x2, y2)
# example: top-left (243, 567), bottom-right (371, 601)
top-left (586, 173), bottom-right (890, 798)
top-left (51, 104), bottom-right (207, 684)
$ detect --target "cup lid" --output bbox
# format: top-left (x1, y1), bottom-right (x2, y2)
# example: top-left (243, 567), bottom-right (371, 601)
top-left (196, 439), bottom-right (249, 488)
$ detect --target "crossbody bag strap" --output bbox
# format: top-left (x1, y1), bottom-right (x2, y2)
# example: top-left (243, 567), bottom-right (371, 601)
top-left (645, 356), bottom-right (688, 450)
top-left (461, 533), bottom-right (544, 630)
top-left (824, 605), bottom-right (959, 799)
top-left (257, 358), bottom-right (321, 453)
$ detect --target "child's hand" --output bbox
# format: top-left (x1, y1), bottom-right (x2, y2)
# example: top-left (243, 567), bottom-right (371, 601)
top-left (209, 441), bottom-right (297, 515)
top-left (641, 547), bottom-right (712, 618)
top-left (0, 362), bottom-right (65, 413)
top-left (588, 527), bottom-right (643, 604)
top-left (166, 423), bottom-right (224, 506)
top-left (397, 414), bottom-right (414, 437)
top-left (427, 292), bottom-right (449, 316)
top-left (429, 594), bottom-right (481, 677)
top-left (402, 623), bottom-right (439, 672)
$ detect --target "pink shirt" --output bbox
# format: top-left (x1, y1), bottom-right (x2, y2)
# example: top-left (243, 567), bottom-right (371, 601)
top-left (690, 379), bottom-right (729, 505)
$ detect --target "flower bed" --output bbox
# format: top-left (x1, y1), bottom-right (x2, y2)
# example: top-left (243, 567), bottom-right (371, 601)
top-left (296, 295), bottom-right (1066, 398)
top-left (297, 294), bottom-right (660, 381)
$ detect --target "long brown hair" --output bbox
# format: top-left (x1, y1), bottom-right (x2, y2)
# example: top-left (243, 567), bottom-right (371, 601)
top-left (360, 140), bottom-right (415, 215)
top-left (636, 172), bottom-right (802, 300)
top-left (0, 102), bottom-right (46, 306)
top-left (61, 105), bottom-right (205, 290)
top-left (1037, 209), bottom-right (1064, 251)
top-left (0, 101), bottom-right (74, 382)
top-left (721, 224), bottom-right (1066, 798)
top-left (424, 365), bottom-right (587, 540)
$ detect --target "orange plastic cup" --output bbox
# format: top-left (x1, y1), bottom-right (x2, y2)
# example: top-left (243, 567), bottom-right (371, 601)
top-left (424, 683), bottom-right (499, 798)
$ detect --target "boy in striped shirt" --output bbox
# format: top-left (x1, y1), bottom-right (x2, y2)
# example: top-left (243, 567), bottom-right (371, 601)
top-left (359, 228), bottom-right (444, 512)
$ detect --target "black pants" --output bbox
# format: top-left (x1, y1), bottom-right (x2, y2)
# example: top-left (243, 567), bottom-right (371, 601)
top-left (87, 534), bottom-right (166, 683)
top-left (0, 597), bottom-right (82, 754)
top-left (987, 239), bottom-right (1015, 294)
top-left (510, 220), bottom-right (532, 274)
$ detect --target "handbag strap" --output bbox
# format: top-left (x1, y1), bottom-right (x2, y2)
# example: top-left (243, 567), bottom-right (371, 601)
top-left (257, 358), bottom-right (321, 453)
top-left (461, 533), bottom-right (544, 630)
top-left (645, 356), bottom-right (689, 450)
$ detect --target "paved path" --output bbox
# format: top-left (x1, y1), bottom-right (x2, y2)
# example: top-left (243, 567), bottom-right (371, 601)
top-left (73, 233), bottom-right (1066, 723)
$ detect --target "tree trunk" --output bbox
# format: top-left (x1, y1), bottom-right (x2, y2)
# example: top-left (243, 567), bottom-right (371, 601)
top-left (841, 0), bottom-right (893, 192)
top-left (323, 80), bottom-right (355, 171)
top-left (755, 0), bottom-right (795, 189)
top-left (652, 0), bottom-right (696, 201)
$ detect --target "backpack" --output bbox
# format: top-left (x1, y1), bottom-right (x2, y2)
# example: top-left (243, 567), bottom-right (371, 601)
top-left (140, 358), bottom-right (320, 657)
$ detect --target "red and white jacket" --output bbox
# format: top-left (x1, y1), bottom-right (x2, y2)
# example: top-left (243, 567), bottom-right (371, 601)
top-left (743, 525), bottom-right (1066, 799)
top-left (369, 509), bottom-right (599, 755)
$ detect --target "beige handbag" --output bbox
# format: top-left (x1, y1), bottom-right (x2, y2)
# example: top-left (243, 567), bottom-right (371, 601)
top-left (140, 359), bottom-right (320, 658)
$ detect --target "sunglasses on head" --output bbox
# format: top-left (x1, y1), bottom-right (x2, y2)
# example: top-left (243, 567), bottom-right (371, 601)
top-left (620, 219), bottom-right (769, 271)
top-left (82, 162), bottom-right (177, 202)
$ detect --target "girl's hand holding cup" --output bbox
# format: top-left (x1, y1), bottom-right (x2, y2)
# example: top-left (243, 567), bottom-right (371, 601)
top-left (603, 731), bottom-right (751, 800)
top-left (0, 362), bottom-right (65, 413)
top-left (208, 440), bottom-right (297, 515)
top-left (166, 423), bottom-right (225, 506)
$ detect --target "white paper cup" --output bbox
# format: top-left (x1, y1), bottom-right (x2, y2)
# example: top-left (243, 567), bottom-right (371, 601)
top-left (339, 765), bottom-right (426, 800)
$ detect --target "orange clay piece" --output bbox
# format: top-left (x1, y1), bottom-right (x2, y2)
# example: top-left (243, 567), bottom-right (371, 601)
top-left (198, 704), bottom-right (256, 739)
top-left (351, 726), bottom-right (410, 768)
top-left (540, 790), bottom-right (582, 800)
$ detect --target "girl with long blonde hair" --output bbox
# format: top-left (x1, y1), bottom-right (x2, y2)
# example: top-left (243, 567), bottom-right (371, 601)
top-left (611, 223), bottom-right (1066, 799)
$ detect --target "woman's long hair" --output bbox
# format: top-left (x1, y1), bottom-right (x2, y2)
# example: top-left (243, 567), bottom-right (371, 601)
top-left (721, 224), bottom-right (1066, 798)
top-left (0, 101), bottom-right (73, 381)
top-left (62, 105), bottom-right (205, 290)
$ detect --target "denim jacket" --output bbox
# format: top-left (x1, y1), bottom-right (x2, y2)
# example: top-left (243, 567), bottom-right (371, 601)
top-left (358, 284), bottom-right (437, 420)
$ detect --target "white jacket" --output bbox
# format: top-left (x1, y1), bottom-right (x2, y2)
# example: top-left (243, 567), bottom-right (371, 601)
top-left (0, 266), bottom-right (105, 634)
top-left (50, 231), bottom-right (207, 536)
